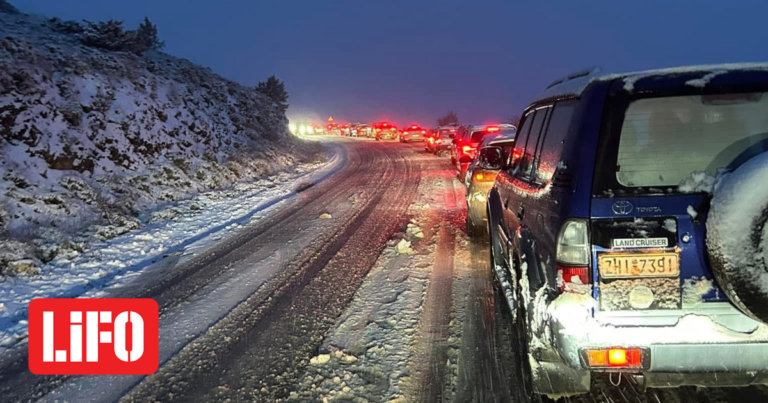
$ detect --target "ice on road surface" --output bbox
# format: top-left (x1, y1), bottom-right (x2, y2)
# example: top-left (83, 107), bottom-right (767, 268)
top-left (0, 145), bottom-right (344, 353)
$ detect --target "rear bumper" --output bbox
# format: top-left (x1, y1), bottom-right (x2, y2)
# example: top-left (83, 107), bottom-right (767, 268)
top-left (467, 183), bottom-right (493, 224)
top-left (548, 303), bottom-right (768, 386)
top-left (431, 143), bottom-right (450, 152)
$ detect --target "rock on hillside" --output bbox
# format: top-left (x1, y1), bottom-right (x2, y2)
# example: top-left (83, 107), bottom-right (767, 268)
top-left (0, 8), bottom-right (322, 273)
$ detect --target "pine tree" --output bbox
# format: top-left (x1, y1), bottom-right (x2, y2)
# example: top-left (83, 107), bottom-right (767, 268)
top-left (135, 17), bottom-right (164, 52)
top-left (256, 76), bottom-right (289, 111)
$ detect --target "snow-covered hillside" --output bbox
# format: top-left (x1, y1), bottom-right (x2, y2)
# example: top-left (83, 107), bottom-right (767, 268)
top-left (0, 6), bottom-right (321, 275)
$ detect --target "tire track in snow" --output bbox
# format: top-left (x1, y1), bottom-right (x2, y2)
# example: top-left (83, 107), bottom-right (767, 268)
top-left (411, 175), bottom-right (458, 402)
top-left (122, 141), bottom-right (421, 402)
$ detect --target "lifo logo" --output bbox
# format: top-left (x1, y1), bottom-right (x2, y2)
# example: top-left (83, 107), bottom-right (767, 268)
top-left (28, 298), bottom-right (158, 375)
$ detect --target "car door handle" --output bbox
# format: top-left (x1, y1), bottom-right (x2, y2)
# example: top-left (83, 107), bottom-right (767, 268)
top-left (517, 204), bottom-right (525, 220)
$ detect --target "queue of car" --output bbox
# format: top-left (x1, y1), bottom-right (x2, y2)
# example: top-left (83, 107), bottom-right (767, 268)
top-left (384, 64), bottom-right (768, 400)
top-left (293, 65), bottom-right (768, 399)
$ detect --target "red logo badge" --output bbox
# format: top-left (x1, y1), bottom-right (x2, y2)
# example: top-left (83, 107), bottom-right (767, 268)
top-left (28, 298), bottom-right (159, 375)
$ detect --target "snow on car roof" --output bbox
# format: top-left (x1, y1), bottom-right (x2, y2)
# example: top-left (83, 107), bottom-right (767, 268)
top-left (538, 62), bottom-right (768, 100)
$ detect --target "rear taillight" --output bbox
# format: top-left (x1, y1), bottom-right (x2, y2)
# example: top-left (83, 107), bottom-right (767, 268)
top-left (462, 145), bottom-right (476, 154)
top-left (473, 172), bottom-right (497, 182)
top-left (421, 130), bottom-right (426, 134)
top-left (586, 348), bottom-right (643, 369)
top-left (403, 131), bottom-right (409, 135)
top-left (428, 137), bottom-right (435, 144)
top-left (390, 128), bottom-right (396, 132)
top-left (512, 148), bottom-right (523, 162)
top-left (556, 219), bottom-right (590, 292)
top-left (556, 265), bottom-right (588, 289)
top-left (487, 126), bottom-right (501, 133)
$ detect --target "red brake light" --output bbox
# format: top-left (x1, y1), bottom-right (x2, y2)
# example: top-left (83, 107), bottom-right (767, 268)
top-left (390, 127), bottom-right (396, 132)
top-left (462, 145), bottom-right (476, 154)
top-left (421, 130), bottom-right (426, 134)
top-left (403, 131), bottom-right (409, 135)
top-left (487, 126), bottom-right (501, 133)
top-left (428, 137), bottom-right (434, 144)
top-left (556, 265), bottom-right (589, 292)
top-left (411, 125), bottom-right (418, 129)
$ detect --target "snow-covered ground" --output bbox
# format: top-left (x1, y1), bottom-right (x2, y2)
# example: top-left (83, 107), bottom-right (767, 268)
top-left (0, 7), bottom-right (321, 281)
top-left (290, 162), bottom-right (469, 402)
top-left (0, 142), bottom-right (343, 354)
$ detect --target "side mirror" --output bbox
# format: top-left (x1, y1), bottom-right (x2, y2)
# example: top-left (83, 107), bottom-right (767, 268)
top-left (478, 147), bottom-right (504, 170)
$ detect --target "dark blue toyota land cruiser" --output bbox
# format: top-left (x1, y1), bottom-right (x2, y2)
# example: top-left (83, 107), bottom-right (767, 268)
top-left (487, 64), bottom-right (768, 398)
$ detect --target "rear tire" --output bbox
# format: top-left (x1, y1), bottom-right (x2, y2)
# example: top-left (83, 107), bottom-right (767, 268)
top-left (489, 240), bottom-right (542, 403)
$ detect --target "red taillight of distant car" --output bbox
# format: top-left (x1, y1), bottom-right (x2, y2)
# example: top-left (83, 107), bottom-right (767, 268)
top-left (421, 130), bottom-right (426, 134)
top-left (462, 145), bottom-right (476, 154)
top-left (487, 126), bottom-right (501, 133)
top-left (390, 127), bottom-right (396, 132)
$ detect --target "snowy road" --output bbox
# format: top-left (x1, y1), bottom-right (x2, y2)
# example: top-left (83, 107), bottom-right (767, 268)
top-left (2, 137), bottom-right (768, 402)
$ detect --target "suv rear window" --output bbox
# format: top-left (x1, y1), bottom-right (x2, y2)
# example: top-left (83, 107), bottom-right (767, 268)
top-left (470, 131), bottom-right (488, 143)
top-left (616, 93), bottom-right (768, 187)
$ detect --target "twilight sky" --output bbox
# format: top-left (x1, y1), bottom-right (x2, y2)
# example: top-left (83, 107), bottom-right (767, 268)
top-left (18, 0), bottom-right (768, 127)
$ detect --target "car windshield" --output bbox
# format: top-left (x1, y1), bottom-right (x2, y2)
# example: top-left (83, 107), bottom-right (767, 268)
top-left (616, 92), bottom-right (768, 187)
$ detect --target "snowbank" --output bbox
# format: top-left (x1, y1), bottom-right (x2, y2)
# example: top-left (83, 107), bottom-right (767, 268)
top-left (0, 10), bottom-right (322, 275)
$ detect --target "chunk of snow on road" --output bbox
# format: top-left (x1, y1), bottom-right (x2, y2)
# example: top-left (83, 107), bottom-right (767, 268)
top-left (687, 205), bottom-right (698, 219)
top-left (395, 239), bottom-right (414, 255)
top-left (319, 213), bottom-right (332, 219)
top-left (310, 354), bottom-right (331, 365)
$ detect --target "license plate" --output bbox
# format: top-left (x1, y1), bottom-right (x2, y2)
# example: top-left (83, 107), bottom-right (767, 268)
top-left (599, 252), bottom-right (680, 279)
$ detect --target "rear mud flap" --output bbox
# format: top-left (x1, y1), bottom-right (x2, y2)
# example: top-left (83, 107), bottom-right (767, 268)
top-left (531, 357), bottom-right (591, 397)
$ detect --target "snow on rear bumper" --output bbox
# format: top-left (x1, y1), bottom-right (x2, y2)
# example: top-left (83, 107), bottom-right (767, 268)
top-left (547, 299), bottom-right (768, 375)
